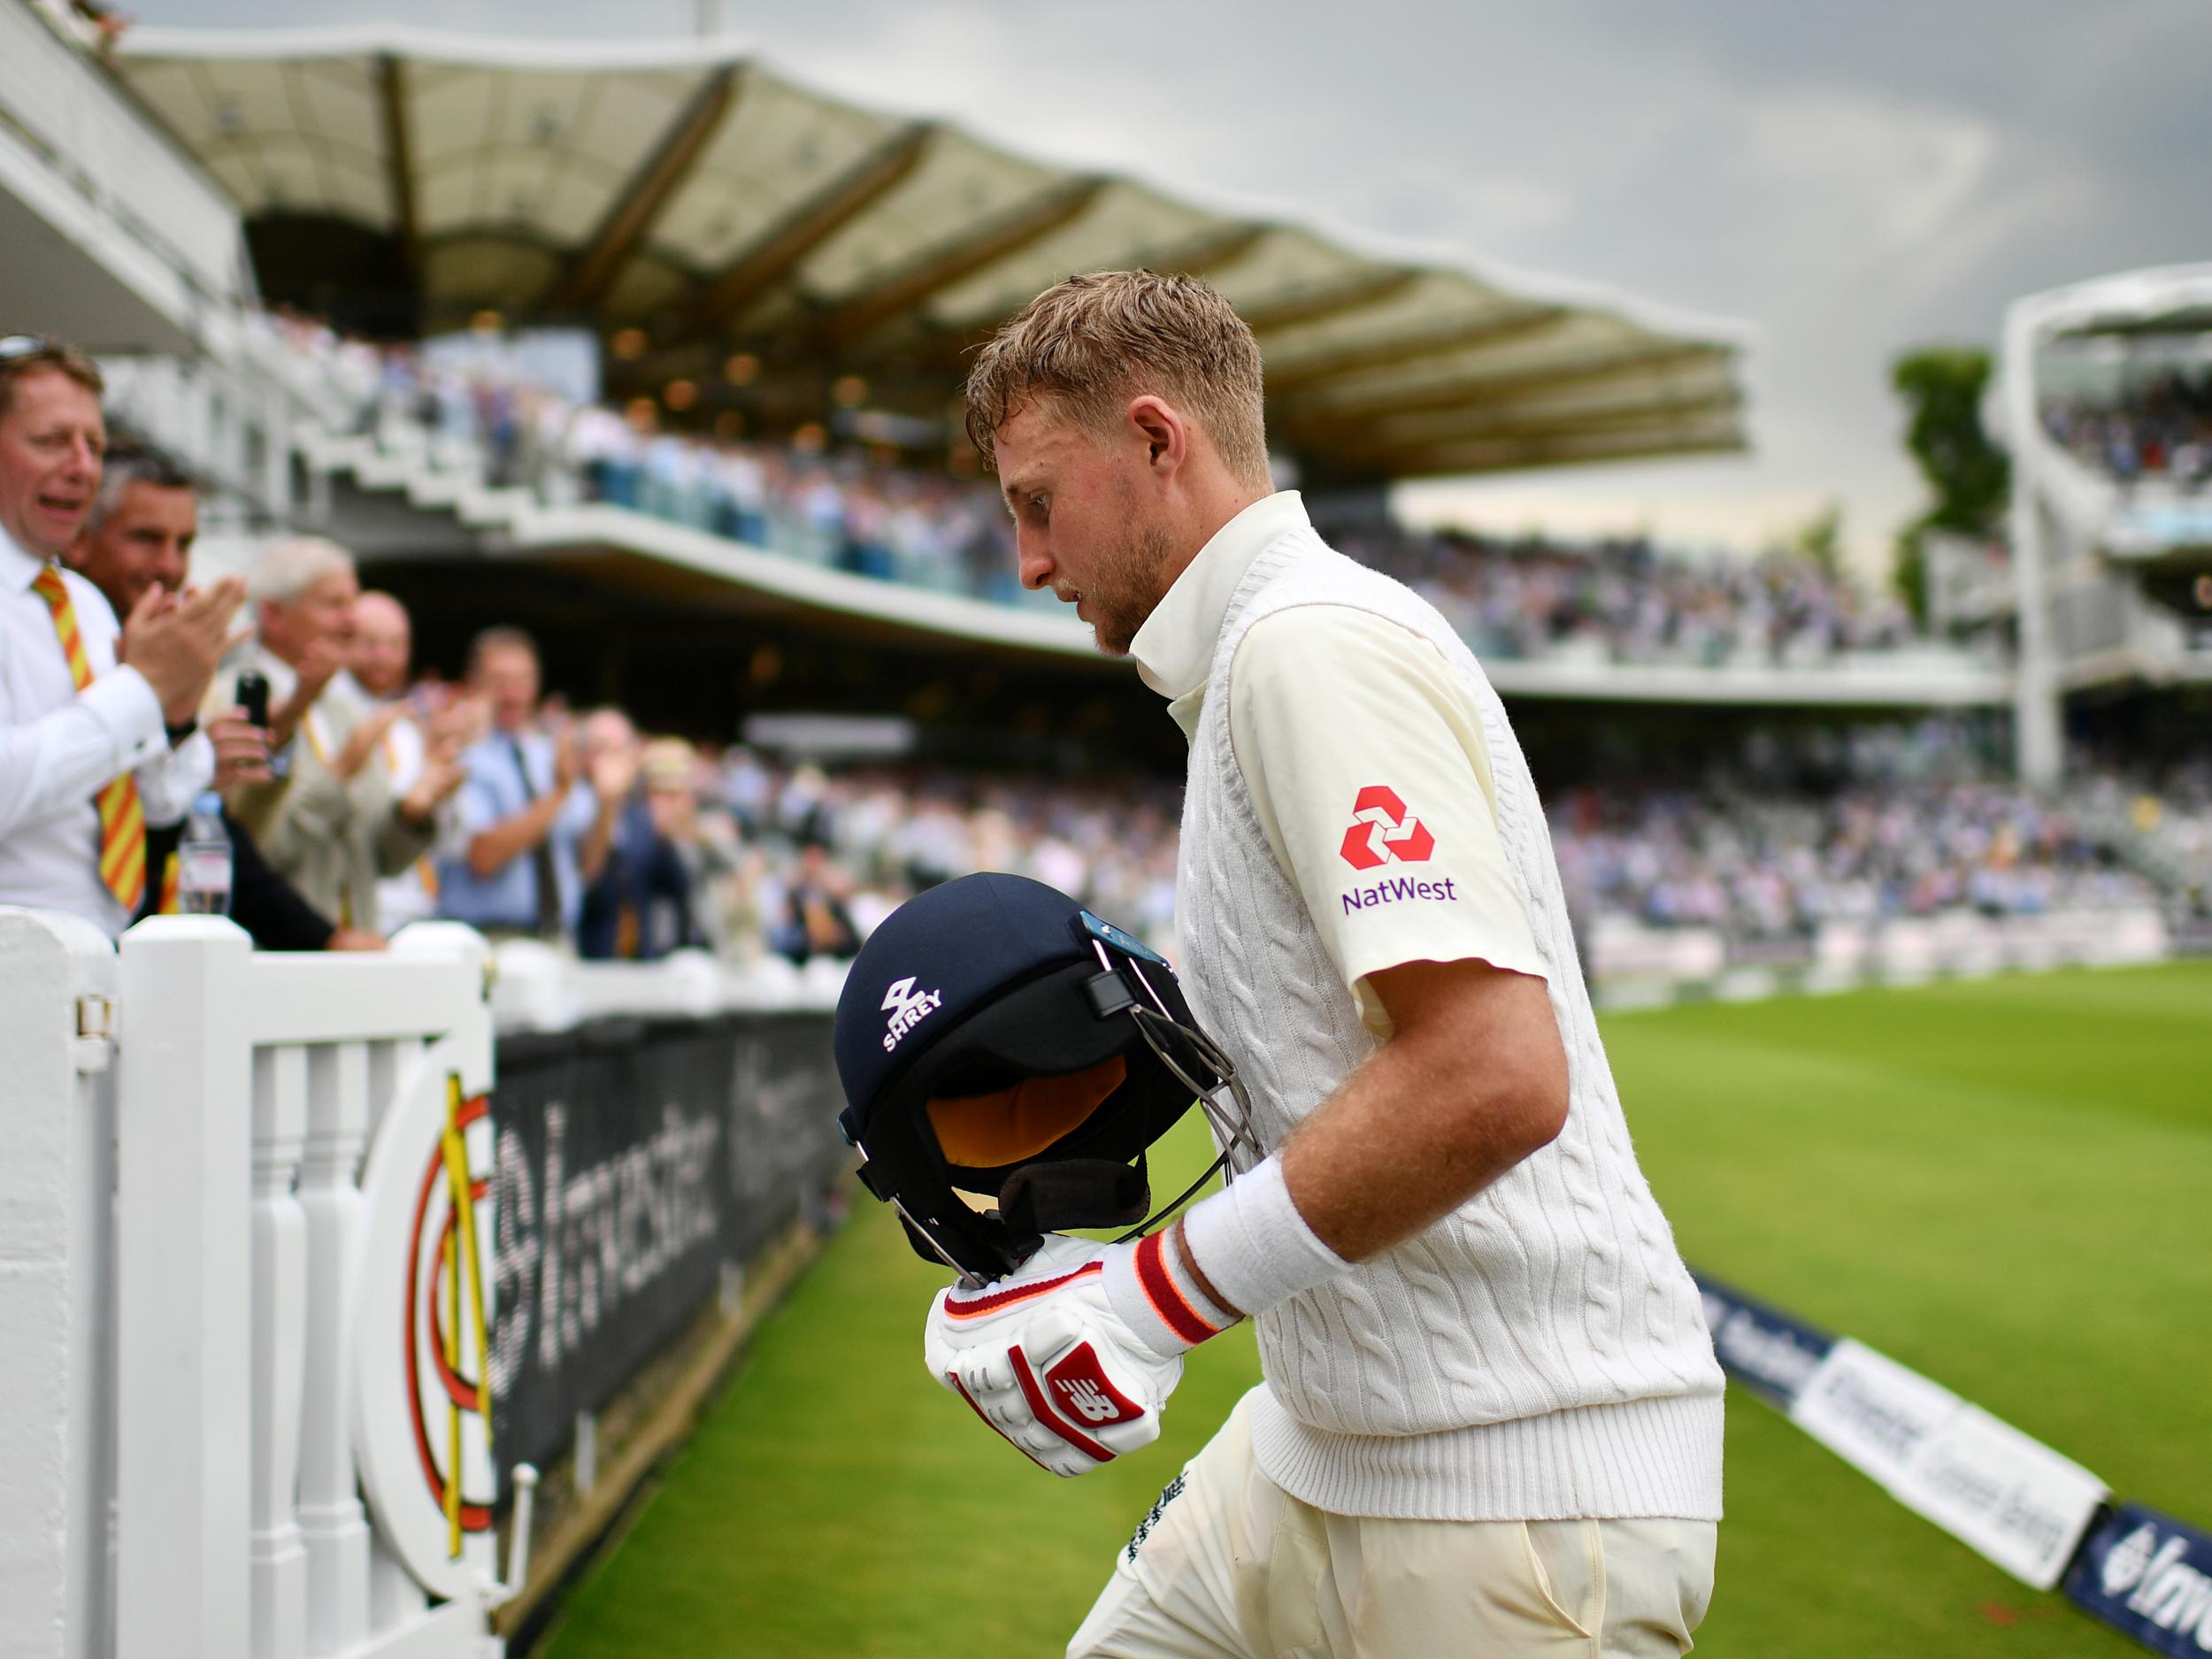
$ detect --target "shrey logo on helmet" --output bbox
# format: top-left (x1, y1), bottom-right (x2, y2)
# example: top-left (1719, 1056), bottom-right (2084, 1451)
top-left (881, 975), bottom-right (944, 1052)
top-left (1339, 785), bottom-right (1435, 871)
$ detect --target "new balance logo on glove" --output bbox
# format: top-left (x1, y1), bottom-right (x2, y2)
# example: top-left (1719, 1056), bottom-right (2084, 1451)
top-left (922, 1235), bottom-right (1187, 1479)
top-left (1047, 1345), bottom-right (1145, 1426)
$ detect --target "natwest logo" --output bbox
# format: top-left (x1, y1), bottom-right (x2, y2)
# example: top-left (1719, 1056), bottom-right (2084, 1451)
top-left (881, 975), bottom-right (943, 1052)
top-left (1340, 785), bottom-right (1435, 871)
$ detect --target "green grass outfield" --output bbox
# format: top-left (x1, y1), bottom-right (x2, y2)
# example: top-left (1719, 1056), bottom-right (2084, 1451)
top-left (538, 962), bottom-right (2209, 1658)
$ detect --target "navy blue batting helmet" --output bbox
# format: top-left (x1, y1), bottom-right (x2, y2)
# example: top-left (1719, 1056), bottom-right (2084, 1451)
top-left (833, 873), bottom-right (1248, 1282)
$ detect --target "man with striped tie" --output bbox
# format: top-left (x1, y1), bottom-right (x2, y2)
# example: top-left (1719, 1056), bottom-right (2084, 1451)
top-left (0, 337), bottom-right (244, 938)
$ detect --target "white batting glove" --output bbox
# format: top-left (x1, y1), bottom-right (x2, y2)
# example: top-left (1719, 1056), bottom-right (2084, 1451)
top-left (924, 1233), bottom-right (1230, 1478)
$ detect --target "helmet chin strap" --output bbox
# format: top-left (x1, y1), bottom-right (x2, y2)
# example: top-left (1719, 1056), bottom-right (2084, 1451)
top-left (887, 1192), bottom-right (989, 1290)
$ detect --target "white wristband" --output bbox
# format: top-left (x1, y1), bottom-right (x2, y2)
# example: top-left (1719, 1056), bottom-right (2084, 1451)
top-left (1181, 1156), bottom-right (1348, 1321)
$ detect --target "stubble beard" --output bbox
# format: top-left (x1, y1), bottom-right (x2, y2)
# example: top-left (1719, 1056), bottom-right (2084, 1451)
top-left (1088, 517), bottom-right (1176, 658)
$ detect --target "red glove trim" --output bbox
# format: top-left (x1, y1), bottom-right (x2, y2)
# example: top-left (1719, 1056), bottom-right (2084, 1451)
top-left (948, 1370), bottom-right (1052, 1471)
top-left (941, 1260), bottom-right (1104, 1322)
top-left (1009, 1343), bottom-right (1112, 1463)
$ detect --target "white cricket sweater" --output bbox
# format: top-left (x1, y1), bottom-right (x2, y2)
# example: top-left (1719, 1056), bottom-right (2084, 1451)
top-left (1174, 523), bottom-right (1725, 1523)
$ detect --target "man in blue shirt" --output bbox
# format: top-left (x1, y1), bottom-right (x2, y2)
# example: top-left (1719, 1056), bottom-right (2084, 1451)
top-left (436, 626), bottom-right (620, 939)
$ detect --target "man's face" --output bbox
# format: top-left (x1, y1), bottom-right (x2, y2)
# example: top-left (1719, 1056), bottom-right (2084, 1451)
top-left (580, 708), bottom-right (636, 763)
top-left (995, 401), bottom-right (1173, 657)
top-left (474, 643), bottom-right (541, 730)
top-left (262, 568), bottom-right (360, 666)
top-left (74, 482), bottom-right (196, 615)
top-left (0, 371), bottom-right (106, 560)
top-left (351, 594), bottom-right (411, 699)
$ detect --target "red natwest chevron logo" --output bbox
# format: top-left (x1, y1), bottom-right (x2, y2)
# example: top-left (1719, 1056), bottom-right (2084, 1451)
top-left (1340, 785), bottom-right (1435, 871)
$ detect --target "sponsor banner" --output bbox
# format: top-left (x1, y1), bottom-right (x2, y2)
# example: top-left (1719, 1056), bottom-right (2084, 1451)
top-left (2068, 1504), bottom-right (2212, 1655)
top-left (1691, 1271), bottom-right (1834, 1409)
top-left (1790, 1340), bottom-right (2106, 1590)
top-left (1790, 1339), bottom-right (1962, 1492)
top-left (1901, 1405), bottom-right (2108, 1590)
top-left (489, 1011), bottom-right (845, 1479)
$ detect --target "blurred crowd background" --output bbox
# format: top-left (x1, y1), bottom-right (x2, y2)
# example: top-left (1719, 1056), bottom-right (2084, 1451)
top-left (21, 316), bottom-right (2206, 976)
top-left (262, 312), bottom-right (1945, 672)
top-left (2041, 369), bottom-right (2212, 488)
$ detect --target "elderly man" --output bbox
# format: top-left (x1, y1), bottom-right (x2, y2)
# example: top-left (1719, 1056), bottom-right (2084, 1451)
top-left (349, 588), bottom-right (473, 931)
top-left (927, 273), bottom-right (1724, 1659)
top-left (215, 537), bottom-right (445, 935)
top-left (437, 626), bottom-right (625, 941)
top-left (0, 336), bottom-right (244, 938)
top-left (73, 449), bottom-right (383, 949)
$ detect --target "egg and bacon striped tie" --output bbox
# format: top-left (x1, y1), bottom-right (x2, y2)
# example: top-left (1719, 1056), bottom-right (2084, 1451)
top-left (30, 565), bottom-right (147, 911)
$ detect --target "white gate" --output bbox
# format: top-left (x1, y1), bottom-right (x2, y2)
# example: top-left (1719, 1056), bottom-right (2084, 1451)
top-left (0, 911), bottom-right (532, 1659)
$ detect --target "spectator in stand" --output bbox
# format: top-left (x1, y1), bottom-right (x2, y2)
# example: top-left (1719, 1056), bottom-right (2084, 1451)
top-left (770, 838), bottom-right (861, 965)
top-left (437, 627), bottom-right (620, 941)
top-left (214, 538), bottom-right (443, 935)
top-left (645, 736), bottom-right (743, 954)
top-left (349, 588), bottom-right (477, 931)
top-left (71, 448), bottom-right (382, 948)
top-left (576, 713), bottom-right (698, 960)
top-left (0, 338), bottom-right (245, 939)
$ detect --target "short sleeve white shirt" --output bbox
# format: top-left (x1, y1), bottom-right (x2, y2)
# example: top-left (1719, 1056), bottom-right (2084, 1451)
top-left (1131, 494), bottom-right (1545, 1034)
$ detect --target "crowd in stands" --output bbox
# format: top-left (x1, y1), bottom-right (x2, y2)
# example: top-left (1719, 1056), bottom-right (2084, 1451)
top-left (1333, 524), bottom-right (1917, 669)
top-left (2041, 367), bottom-right (2212, 488)
top-left (1551, 770), bottom-right (2178, 945)
top-left (260, 314), bottom-right (1927, 671)
top-left (10, 329), bottom-right (2205, 985)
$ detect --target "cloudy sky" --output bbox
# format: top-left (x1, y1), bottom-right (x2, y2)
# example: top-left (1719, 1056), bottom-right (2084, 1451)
top-left (134, 0), bottom-right (2212, 571)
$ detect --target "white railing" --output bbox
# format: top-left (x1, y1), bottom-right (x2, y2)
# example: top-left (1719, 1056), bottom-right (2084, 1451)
top-left (0, 0), bottom-right (250, 310)
top-left (0, 910), bottom-right (533, 1659)
top-left (486, 940), bottom-right (848, 1033)
top-left (1588, 905), bottom-right (2171, 1007)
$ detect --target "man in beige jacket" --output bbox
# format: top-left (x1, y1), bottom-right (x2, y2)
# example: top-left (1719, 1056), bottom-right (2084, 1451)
top-left (215, 537), bottom-right (454, 935)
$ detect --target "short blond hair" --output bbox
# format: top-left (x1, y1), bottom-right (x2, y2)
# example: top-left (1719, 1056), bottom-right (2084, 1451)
top-left (964, 271), bottom-right (1269, 488)
top-left (0, 337), bottom-right (104, 420)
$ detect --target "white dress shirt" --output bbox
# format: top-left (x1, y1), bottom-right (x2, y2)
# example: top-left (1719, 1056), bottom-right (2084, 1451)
top-left (0, 523), bottom-right (213, 937)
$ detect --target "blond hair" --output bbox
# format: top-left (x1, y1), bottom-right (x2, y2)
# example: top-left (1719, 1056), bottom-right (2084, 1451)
top-left (0, 337), bottom-right (104, 419)
top-left (964, 271), bottom-right (1269, 488)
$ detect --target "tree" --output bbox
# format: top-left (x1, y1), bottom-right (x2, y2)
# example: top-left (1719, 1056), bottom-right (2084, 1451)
top-left (1889, 345), bottom-right (2010, 624)
top-left (1793, 498), bottom-right (1845, 577)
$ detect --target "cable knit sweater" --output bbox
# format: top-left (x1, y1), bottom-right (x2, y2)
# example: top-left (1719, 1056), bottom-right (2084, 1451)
top-left (1176, 524), bottom-right (1725, 1523)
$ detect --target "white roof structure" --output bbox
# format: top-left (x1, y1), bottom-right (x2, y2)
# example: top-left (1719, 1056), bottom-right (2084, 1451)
top-left (113, 27), bottom-right (1747, 483)
top-left (2001, 262), bottom-right (2212, 785)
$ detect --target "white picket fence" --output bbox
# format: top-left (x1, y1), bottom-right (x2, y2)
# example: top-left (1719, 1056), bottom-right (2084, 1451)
top-left (0, 910), bottom-right (532, 1659)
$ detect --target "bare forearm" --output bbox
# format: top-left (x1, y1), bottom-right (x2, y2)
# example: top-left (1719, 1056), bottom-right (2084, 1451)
top-left (578, 795), bottom-right (620, 884)
top-left (1276, 967), bottom-right (1569, 1263)
top-left (466, 792), bottom-right (565, 877)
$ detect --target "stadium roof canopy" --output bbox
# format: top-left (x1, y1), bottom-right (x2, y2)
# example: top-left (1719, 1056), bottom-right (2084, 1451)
top-left (112, 27), bottom-right (1748, 486)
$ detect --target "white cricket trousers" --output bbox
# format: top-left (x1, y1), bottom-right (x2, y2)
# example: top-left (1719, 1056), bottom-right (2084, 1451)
top-left (1071, 1392), bottom-right (1716, 1659)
